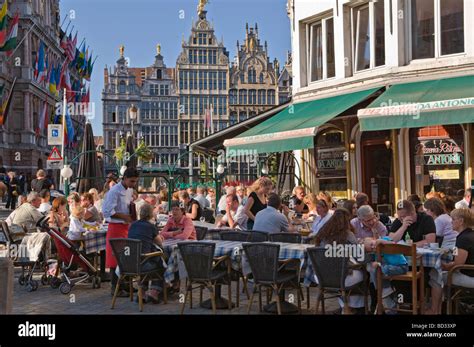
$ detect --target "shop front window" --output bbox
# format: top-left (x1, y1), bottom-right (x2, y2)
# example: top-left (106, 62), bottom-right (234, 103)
top-left (410, 125), bottom-right (465, 200)
top-left (315, 129), bottom-right (347, 199)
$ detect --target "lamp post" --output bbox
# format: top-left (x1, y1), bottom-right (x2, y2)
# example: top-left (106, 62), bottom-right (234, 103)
top-left (61, 163), bottom-right (73, 198)
top-left (215, 163), bottom-right (225, 214)
top-left (129, 104), bottom-right (138, 137)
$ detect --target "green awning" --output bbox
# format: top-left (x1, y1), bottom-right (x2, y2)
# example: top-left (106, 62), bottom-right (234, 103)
top-left (358, 75), bottom-right (474, 131)
top-left (224, 88), bottom-right (379, 154)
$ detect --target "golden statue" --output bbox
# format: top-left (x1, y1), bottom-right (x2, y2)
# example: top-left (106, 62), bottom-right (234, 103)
top-left (119, 45), bottom-right (124, 57)
top-left (249, 38), bottom-right (255, 52)
top-left (197, 0), bottom-right (208, 15)
top-left (156, 44), bottom-right (161, 55)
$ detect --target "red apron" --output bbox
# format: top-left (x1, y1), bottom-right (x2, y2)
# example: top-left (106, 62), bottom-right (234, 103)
top-left (106, 223), bottom-right (130, 268)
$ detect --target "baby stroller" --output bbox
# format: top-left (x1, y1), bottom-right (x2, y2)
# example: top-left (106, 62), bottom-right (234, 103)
top-left (0, 221), bottom-right (51, 292)
top-left (37, 217), bottom-right (101, 294)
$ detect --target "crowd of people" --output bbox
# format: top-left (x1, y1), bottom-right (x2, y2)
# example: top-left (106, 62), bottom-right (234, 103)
top-left (3, 166), bottom-right (473, 313)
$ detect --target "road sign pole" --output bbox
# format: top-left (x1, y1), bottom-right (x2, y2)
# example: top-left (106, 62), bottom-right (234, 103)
top-left (60, 89), bottom-right (67, 192)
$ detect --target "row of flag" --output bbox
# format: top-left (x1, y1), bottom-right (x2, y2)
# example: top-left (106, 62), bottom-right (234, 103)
top-left (0, 1), bottom-right (19, 56)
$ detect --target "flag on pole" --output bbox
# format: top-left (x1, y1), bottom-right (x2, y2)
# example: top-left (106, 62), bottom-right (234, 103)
top-left (0, 12), bottom-right (19, 55)
top-left (66, 32), bottom-right (76, 61)
top-left (0, 0), bottom-right (8, 48)
top-left (48, 61), bottom-right (57, 95)
top-left (204, 107), bottom-right (211, 129)
top-left (65, 105), bottom-right (75, 144)
top-left (0, 77), bottom-right (16, 126)
top-left (36, 101), bottom-right (47, 137)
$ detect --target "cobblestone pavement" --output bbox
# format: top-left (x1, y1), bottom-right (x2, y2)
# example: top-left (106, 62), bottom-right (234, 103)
top-left (11, 267), bottom-right (341, 315)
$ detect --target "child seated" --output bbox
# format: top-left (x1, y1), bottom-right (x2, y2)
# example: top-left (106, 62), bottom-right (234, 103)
top-left (67, 206), bottom-right (88, 248)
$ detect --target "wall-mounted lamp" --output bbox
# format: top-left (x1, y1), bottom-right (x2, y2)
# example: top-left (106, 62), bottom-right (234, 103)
top-left (349, 142), bottom-right (356, 151)
top-left (261, 163), bottom-right (269, 175)
top-left (385, 140), bottom-right (391, 149)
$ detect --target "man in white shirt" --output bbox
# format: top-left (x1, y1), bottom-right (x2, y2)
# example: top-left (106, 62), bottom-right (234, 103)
top-left (194, 186), bottom-right (210, 209)
top-left (217, 194), bottom-right (248, 229)
top-left (218, 186), bottom-right (236, 213)
top-left (253, 193), bottom-right (295, 234)
top-left (455, 188), bottom-right (471, 209)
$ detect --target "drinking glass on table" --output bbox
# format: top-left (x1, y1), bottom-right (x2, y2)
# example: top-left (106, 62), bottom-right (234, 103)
top-left (199, 216), bottom-right (206, 223)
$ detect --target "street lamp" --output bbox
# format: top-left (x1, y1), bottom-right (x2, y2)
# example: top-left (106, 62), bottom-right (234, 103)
top-left (215, 163), bottom-right (225, 215)
top-left (120, 165), bottom-right (127, 176)
top-left (61, 164), bottom-right (73, 197)
top-left (216, 163), bottom-right (225, 175)
top-left (129, 104), bottom-right (138, 136)
top-left (261, 163), bottom-right (269, 175)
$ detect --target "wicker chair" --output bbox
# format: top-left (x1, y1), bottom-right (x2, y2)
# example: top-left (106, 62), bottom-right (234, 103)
top-left (178, 242), bottom-right (232, 314)
top-left (248, 230), bottom-right (269, 242)
top-left (194, 226), bottom-right (208, 241)
top-left (243, 243), bottom-right (302, 315)
top-left (447, 265), bottom-right (474, 314)
top-left (269, 232), bottom-right (302, 244)
top-left (109, 238), bottom-right (167, 312)
top-left (219, 230), bottom-right (250, 242)
top-left (307, 246), bottom-right (369, 314)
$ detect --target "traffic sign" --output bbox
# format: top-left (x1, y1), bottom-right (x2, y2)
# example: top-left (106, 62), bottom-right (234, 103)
top-left (48, 147), bottom-right (63, 160)
top-left (48, 124), bottom-right (63, 145)
top-left (47, 146), bottom-right (64, 170)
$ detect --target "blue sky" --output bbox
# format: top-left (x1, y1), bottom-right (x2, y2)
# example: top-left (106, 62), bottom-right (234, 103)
top-left (59, 0), bottom-right (291, 136)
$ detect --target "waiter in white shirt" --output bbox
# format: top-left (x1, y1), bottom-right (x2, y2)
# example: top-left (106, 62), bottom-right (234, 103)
top-left (102, 168), bottom-right (139, 295)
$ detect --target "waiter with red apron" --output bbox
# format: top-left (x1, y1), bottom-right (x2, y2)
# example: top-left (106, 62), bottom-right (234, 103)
top-left (102, 167), bottom-right (139, 296)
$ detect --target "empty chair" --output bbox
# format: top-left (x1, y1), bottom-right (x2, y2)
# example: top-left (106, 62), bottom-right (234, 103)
top-left (194, 226), bottom-right (208, 241)
top-left (178, 242), bottom-right (232, 314)
top-left (248, 230), bottom-right (268, 242)
top-left (307, 246), bottom-right (369, 314)
top-left (269, 232), bottom-right (302, 244)
top-left (447, 264), bottom-right (474, 314)
top-left (109, 238), bottom-right (167, 312)
top-left (219, 230), bottom-right (250, 242)
top-left (243, 243), bottom-right (301, 315)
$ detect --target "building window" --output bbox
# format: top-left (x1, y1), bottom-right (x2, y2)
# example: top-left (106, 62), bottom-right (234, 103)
top-left (258, 90), bottom-right (266, 104)
top-left (411, 0), bottom-right (464, 59)
top-left (119, 81), bottom-right (126, 93)
top-left (249, 90), bottom-right (256, 105)
top-left (240, 73), bottom-right (245, 84)
top-left (219, 96), bottom-right (227, 115)
top-left (179, 71), bottom-right (188, 90)
top-left (218, 71), bottom-right (226, 90)
top-left (259, 73), bottom-right (264, 84)
top-left (229, 89), bottom-right (237, 105)
top-left (267, 90), bottom-right (275, 105)
top-left (308, 16), bottom-right (335, 82)
top-left (209, 71), bottom-right (217, 90)
top-left (239, 90), bottom-right (247, 104)
top-left (189, 71), bottom-right (198, 90)
top-left (248, 68), bottom-right (256, 83)
top-left (150, 85), bottom-right (159, 95)
top-left (208, 50), bottom-right (217, 64)
top-left (230, 112), bottom-right (237, 125)
top-left (352, 1), bottom-right (385, 71)
top-left (199, 71), bottom-right (207, 90)
top-left (190, 96), bottom-right (198, 115)
top-left (156, 69), bottom-right (162, 79)
top-left (239, 112), bottom-right (247, 122)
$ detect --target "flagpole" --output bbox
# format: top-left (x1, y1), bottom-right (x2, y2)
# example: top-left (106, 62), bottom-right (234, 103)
top-left (210, 103), bottom-right (214, 135)
top-left (5, 21), bottom-right (36, 62)
top-left (60, 88), bottom-right (67, 191)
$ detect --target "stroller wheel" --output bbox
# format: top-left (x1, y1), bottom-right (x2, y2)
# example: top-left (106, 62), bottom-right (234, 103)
top-left (50, 277), bottom-right (61, 289)
top-left (18, 275), bottom-right (26, 286)
top-left (92, 276), bottom-right (101, 289)
top-left (26, 283), bottom-right (34, 292)
top-left (41, 274), bottom-right (49, 285)
top-left (31, 280), bottom-right (39, 291)
top-left (59, 282), bottom-right (71, 295)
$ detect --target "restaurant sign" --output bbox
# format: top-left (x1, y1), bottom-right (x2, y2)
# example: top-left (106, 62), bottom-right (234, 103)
top-left (317, 147), bottom-right (346, 177)
top-left (416, 139), bottom-right (464, 166)
top-left (429, 170), bottom-right (460, 180)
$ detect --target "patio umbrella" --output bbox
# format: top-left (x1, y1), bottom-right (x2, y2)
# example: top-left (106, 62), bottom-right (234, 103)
top-left (125, 133), bottom-right (138, 168)
top-left (76, 122), bottom-right (101, 193)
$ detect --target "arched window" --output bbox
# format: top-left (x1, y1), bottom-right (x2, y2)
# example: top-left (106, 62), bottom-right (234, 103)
top-left (240, 73), bottom-right (245, 84)
top-left (259, 72), bottom-right (264, 84)
top-left (239, 89), bottom-right (247, 105)
top-left (248, 68), bottom-right (256, 83)
top-left (239, 112), bottom-right (247, 122)
top-left (230, 112), bottom-right (238, 125)
top-left (119, 81), bottom-right (126, 93)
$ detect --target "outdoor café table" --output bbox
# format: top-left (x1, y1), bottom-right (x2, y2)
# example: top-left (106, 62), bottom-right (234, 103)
top-left (163, 239), bottom-right (244, 309)
top-left (241, 241), bottom-right (313, 314)
top-left (83, 223), bottom-right (108, 280)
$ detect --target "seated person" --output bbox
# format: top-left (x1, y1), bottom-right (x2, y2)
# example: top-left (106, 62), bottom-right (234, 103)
top-left (289, 186), bottom-right (308, 215)
top-left (67, 206), bottom-right (89, 248)
top-left (160, 202), bottom-right (197, 240)
top-left (309, 199), bottom-right (334, 238)
top-left (424, 198), bottom-right (458, 249)
top-left (389, 200), bottom-right (436, 247)
top-left (426, 208), bottom-right (474, 314)
top-left (128, 204), bottom-right (166, 303)
top-left (253, 193), bottom-right (295, 234)
top-left (38, 189), bottom-right (52, 214)
top-left (216, 194), bottom-right (248, 229)
top-left (179, 191), bottom-right (202, 221)
top-left (351, 205), bottom-right (387, 239)
top-left (12, 192), bottom-right (44, 232)
top-left (80, 193), bottom-right (102, 223)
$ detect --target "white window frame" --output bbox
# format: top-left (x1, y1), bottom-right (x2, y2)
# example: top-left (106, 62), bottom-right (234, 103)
top-left (306, 15), bottom-right (335, 83)
top-left (407, 0), bottom-right (465, 61)
top-left (351, 1), bottom-right (386, 72)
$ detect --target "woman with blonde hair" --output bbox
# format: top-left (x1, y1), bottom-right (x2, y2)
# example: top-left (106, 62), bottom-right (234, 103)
top-left (244, 177), bottom-right (273, 230)
top-left (303, 193), bottom-right (318, 220)
top-left (48, 197), bottom-right (70, 234)
top-left (317, 191), bottom-right (336, 209)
